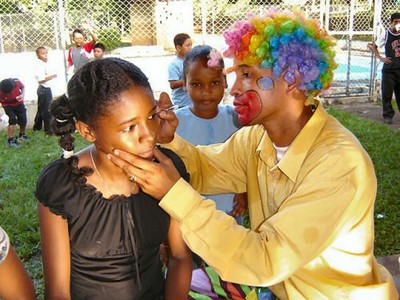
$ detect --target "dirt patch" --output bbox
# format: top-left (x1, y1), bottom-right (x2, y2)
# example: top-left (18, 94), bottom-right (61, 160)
top-left (330, 102), bottom-right (400, 131)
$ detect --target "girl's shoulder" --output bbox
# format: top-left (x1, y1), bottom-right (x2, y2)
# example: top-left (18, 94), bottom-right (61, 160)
top-left (35, 156), bottom-right (90, 220)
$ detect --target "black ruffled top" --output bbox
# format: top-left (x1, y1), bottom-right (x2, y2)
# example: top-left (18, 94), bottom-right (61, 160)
top-left (35, 147), bottom-right (189, 300)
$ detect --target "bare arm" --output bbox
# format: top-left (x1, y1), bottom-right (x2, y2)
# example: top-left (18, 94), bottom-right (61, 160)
top-left (368, 43), bottom-right (392, 64)
top-left (164, 218), bottom-right (192, 300)
top-left (88, 30), bottom-right (97, 45)
top-left (169, 79), bottom-right (185, 90)
top-left (38, 74), bottom-right (57, 85)
top-left (232, 192), bottom-right (248, 217)
top-left (38, 202), bottom-right (71, 300)
top-left (0, 245), bottom-right (35, 299)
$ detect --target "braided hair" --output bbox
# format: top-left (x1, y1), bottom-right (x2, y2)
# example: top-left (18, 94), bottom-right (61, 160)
top-left (50, 57), bottom-right (152, 156)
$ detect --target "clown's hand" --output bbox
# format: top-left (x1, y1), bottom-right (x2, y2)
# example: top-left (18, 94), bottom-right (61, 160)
top-left (156, 92), bottom-right (179, 144)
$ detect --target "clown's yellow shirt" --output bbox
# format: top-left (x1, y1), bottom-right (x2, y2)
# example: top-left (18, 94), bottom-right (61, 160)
top-left (160, 103), bottom-right (398, 299)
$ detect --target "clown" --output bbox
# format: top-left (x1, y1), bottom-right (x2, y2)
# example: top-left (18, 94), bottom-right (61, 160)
top-left (222, 9), bottom-right (337, 127)
top-left (109, 8), bottom-right (399, 300)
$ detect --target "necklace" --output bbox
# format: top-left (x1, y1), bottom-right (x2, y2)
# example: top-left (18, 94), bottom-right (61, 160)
top-left (90, 146), bottom-right (112, 196)
top-left (90, 146), bottom-right (140, 195)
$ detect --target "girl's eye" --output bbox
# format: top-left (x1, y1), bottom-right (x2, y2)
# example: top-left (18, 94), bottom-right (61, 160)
top-left (211, 80), bottom-right (220, 86)
top-left (191, 82), bottom-right (201, 87)
top-left (122, 125), bottom-right (135, 133)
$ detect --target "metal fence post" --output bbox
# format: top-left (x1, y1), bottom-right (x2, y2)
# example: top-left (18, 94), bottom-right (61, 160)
top-left (201, 0), bottom-right (207, 44)
top-left (58, 0), bottom-right (68, 83)
top-left (0, 17), bottom-right (3, 54)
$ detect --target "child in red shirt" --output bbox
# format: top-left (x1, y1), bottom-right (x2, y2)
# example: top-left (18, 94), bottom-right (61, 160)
top-left (0, 78), bottom-right (29, 148)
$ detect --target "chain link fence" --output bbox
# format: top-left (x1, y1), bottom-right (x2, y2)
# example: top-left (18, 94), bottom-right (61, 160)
top-left (0, 0), bottom-right (398, 101)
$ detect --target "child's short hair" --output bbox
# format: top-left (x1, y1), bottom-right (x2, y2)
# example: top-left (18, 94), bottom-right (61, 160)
top-left (173, 33), bottom-right (191, 47)
top-left (183, 45), bottom-right (224, 77)
top-left (35, 46), bottom-right (46, 55)
top-left (390, 12), bottom-right (400, 22)
top-left (72, 29), bottom-right (84, 37)
top-left (94, 42), bottom-right (106, 51)
top-left (0, 78), bottom-right (16, 94)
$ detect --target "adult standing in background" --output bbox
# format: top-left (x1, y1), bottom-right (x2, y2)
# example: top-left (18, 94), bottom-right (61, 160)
top-left (369, 12), bottom-right (400, 124)
top-left (33, 46), bottom-right (57, 135)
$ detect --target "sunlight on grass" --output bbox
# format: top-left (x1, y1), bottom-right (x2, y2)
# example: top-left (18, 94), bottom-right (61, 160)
top-left (327, 107), bottom-right (400, 257)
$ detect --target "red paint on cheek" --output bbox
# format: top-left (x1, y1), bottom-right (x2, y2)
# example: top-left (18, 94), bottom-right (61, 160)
top-left (233, 90), bottom-right (262, 125)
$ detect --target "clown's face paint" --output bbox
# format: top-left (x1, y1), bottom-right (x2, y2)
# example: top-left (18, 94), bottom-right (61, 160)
top-left (233, 90), bottom-right (262, 125)
top-left (256, 76), bottom-right (274, 90)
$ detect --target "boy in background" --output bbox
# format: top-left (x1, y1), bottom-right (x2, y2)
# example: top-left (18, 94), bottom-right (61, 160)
top-left (33, 46), bottom-right (57, 135)
top-left (0, 78), bottom-right (29, 148)
top-left (168, 33), bottom-right (192, 108)
top-left (93, 42), bottom-right (106, 60)
top-left (67, 28), bottom-right (97, 73)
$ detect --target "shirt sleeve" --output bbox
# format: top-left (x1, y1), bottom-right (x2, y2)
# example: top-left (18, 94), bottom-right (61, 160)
top-left (34, 61), bottom-right (46, 82)
top-left (160, 132), bottom-right (377, 286)
top-left (376, 31), bottom-right (387, 48)
top-left (0, 226), bottom-right (10, 266)
top-left (67, 48), bottom-right (73, 66)
top-left (83, 42), bottom-right (94, 53)
top-left (168, 60), bottom-right (181, 81)
top-left (163, 131), bottom-right (250, 195)
top-left (35, 158), bottom-right (84, 222)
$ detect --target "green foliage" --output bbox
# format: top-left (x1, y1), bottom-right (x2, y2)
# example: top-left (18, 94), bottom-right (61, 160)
top-left (98, 28), bottom-right (122, 52)
top-left (0, 1), bottom-right (20, 14)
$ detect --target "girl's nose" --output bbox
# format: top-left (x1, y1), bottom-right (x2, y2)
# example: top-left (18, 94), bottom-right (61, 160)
top-left (138, 122), bottom-right (156, 143)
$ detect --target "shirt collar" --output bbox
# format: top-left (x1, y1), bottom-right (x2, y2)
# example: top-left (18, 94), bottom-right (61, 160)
top-left (256, 101), bottom-right (328, 182)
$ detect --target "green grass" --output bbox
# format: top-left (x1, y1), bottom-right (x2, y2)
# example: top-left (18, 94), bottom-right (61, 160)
top-left (327, 107), bottom-right (400, 257)
top-left (0, 130), bottom-right (88, 297)
top-left (0, 108), bottom-right (398, 297)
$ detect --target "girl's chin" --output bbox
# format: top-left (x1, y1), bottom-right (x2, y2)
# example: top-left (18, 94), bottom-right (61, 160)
top-left (139, 150), bottom-right (155, 160)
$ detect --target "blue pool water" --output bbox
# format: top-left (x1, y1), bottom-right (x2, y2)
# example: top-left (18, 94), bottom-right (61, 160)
top-left (333, 54), bottom-right (382, 81)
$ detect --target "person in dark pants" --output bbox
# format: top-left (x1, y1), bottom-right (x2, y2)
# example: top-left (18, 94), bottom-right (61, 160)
top-left (369, 12), bottom-right (400, 124)
top-left (0, 78), bottom-right (29, 148)
top-left (34, 46), bottom-right (57, 135)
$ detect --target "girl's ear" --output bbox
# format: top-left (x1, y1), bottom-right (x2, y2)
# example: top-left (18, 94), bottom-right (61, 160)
top-left (75, 120), bottom-right (96, 143)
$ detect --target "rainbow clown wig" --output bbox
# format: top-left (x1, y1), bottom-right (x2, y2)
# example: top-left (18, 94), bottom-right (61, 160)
top-left (223, 8), bottom-right (337, 99)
